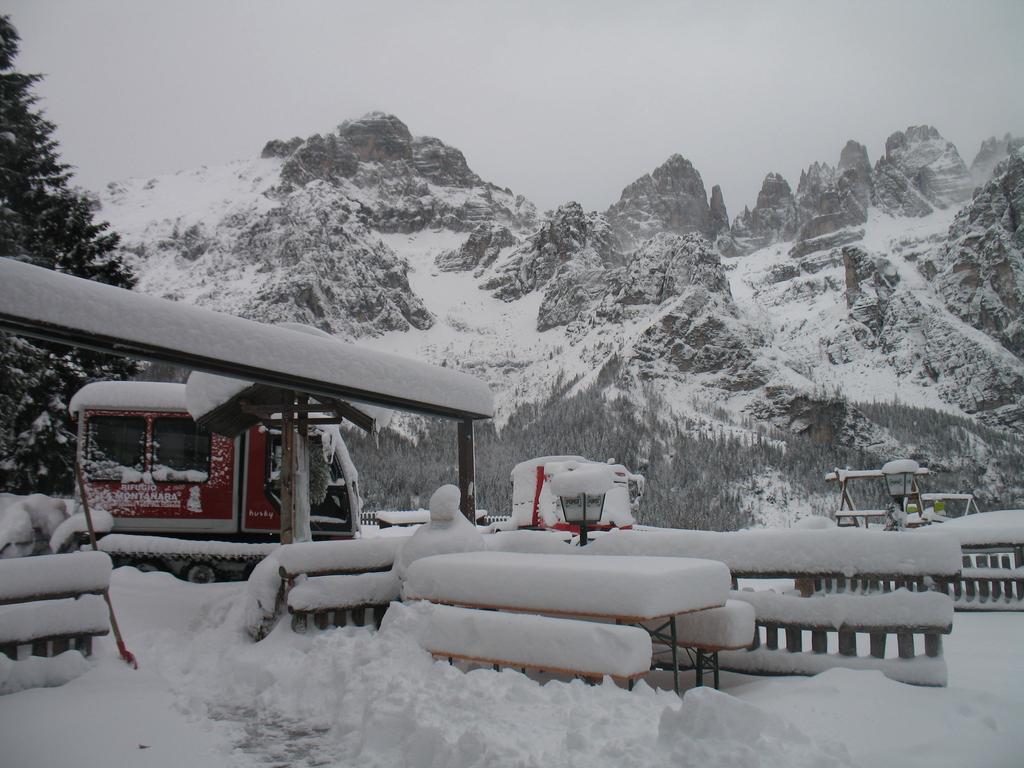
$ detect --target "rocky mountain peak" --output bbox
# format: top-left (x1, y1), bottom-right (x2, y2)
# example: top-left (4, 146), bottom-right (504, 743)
top-left (614, 232), bottom-right (730, 307)
top-left (483, 202), bottom-right (621, 309)
top-left (605, 153), bottom-right (713, 251)
top-left (709, 185), bottom-right (729, 237)
top-left (728, 172), bottom-right (798, 252)
top-left (260, 112), bottom-right (535, 234)
top-left (929, 151), bottom-right (1024, 361)
top-left (337, 111), bottom-right (414, 162)
top-left (970, 133), bottom-right (1024, 186)
top-left (791, 143), bottom-right (872, 246)
top-left (876, 124), bottom-right (973, 210)
top-left (838, 140), bottom-right (871, 178)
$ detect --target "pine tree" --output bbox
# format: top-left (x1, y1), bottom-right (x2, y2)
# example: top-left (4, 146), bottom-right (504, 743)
top-left (0, 15), bottom-right (138, 495)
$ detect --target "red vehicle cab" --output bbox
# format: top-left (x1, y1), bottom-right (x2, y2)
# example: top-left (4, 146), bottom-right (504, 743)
top-left (69, 381), bottom-right (360, 542)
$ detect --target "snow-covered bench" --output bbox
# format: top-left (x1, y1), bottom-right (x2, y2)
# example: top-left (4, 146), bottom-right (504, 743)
top-left (833, 508), bottom-right (888, 528)
top-left (718, 588), bottom-right (954, 686)
top-left (0, 551), bottom-right (111, 660)
top-left (588, 529), bottom-right (962, 686)
top-left (421, 604), bottom-right (653, 684)
top-left (274, 538), bottom-right (405, 632)
top-left (916, 516), bottom-right (1024, 611)
top-left (287, 571), bottom-right (400, 631)
top-left (404, 551), bottom-right (732, 693)
top-left (660, 599), bottom-right (756, 688)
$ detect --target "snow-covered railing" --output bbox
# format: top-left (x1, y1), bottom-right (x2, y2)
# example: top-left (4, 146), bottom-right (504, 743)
top-left (916, 512), bottom-right (1024, 611)
top-left (588, 529), bottom-right (961, 686)
top-left (718, 588), bottom-right (954, 687)
top-left (586, 529), bottom-right (963, 580)
top-left (0, 552), bottom-right (111, 661)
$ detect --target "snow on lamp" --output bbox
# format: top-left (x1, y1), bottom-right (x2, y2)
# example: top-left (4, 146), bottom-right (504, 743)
top-left (550, 463), bottom-right (614, 546)
top-left (881, 458), bottom-right (918, 500)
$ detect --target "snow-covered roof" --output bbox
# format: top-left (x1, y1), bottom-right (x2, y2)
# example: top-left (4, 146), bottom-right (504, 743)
top-left (0, 258), bottom-right (493, 421)
top-left (69, 381), bottom-right (187, 416)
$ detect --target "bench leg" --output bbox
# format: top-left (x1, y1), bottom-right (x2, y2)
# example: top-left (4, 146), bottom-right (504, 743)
top-left (670, 615), bottom-right (679, 695)
top-left (695, 647), bottom-right (704, 687)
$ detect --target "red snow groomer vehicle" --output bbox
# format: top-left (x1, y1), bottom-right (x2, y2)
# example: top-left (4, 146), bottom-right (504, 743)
top-left (507, 455), bottom-right (644, 534)
top-left (68, 381), bottom-right (365, 581)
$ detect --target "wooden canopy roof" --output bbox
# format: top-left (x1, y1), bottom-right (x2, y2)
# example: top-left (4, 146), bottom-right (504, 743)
top-left (0, 258), bottom-right (494, 422)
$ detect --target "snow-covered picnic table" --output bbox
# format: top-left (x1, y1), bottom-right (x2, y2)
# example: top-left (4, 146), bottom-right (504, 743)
top-left (403, 551), bottom-right (737, 692)
top-left (403, 551), bottom-right (731, 620)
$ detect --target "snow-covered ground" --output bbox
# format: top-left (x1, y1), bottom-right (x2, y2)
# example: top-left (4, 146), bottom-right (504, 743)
top-left (2, 567), bottom-right (1023, 767)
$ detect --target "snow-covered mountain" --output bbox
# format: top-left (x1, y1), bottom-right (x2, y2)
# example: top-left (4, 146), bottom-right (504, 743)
top-left (97, 114), bottom-right (1024, 444)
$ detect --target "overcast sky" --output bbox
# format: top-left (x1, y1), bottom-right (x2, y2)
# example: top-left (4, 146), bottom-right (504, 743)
top-left (9, 0), bottom-right (1024, 216)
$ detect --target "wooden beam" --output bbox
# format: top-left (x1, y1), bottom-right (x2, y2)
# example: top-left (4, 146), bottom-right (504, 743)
top-left (331, 400), bottom-right (375, 434)
top-left (457, 419), bottom-right (476, 523)
top-left (239, 401), bottom-right (336, 416)
top-left (259, 417), bottom-right (343, 427)
top-left (279, 391), bottom-right (295, 545)
top-left (294, 393), bottom-right (311, 543)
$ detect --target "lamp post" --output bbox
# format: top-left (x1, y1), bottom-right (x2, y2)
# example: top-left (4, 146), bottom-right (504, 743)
top-left (881, 458), bottom-right (919, 530)
top-left (551, 464), bottom-right (613, 546)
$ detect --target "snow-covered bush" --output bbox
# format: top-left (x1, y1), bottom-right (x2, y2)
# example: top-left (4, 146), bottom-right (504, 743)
top-left (0, 494), bottom-right (71, 557)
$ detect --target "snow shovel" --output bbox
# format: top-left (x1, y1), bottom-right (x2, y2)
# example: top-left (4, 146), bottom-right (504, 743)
top-left (75, 463), bottom-right (138, 669)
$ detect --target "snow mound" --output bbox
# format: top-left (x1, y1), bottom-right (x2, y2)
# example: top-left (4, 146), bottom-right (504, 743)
top-left (394, 485), bottom-right (485, 580)
top-left (0, 493), bottom-right (70, 557)
top-left (0, 650), bottom-right (92, 696)
top-left (49, 508), bottom-right (114, 553)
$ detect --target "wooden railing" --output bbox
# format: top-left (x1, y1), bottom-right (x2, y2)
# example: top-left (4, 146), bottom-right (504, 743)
top-left (587, 528), bottom-right (961, 686)
top-left (720, 580), bottom-right (953, 686)
top-left (914, 526), bottom-right (1024, 611)
top-left (935, 549), bottom-right (1024, 610)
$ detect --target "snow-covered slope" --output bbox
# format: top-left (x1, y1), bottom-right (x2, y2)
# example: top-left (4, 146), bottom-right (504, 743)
top-left (96, 115), bottom-right (1024, 437)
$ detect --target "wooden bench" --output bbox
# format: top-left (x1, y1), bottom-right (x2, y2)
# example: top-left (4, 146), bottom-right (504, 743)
top-left (0, 551), bottom-right (112, 661)
top-left (420, 604), bottom-right (652, 685)
top-left (833, 509), bottom-right (888, 528)
top-left (286, 571), bottom-right (399, 632)
top-left (658, 599), bottom-right (756, 689)
top-left (404, 550), bottom-right (733, 694)
top-left (916, 524), bottom-right (1024, 611)
top-left (586, 528), bottom-right (961, 686)
top-left (243, 536), bottom-right (403, 638)
top-left (720, 587), bottom-right (954, 686)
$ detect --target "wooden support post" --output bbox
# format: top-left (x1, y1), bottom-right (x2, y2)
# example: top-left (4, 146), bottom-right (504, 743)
top-left (869, 632), bottom-right (887, 659)
top-left (294, 393), bottom-right (311, 543)
top-left (785, 627), bottom-right (803, 653)
top-left (457, 418), bottom-right (476, 523)
top-left (811, 630), bottom-right (828, 654)
top-left (280, 391), bottom-right (295, 545)
top-left (897, 632), bottom-right (915, 659)
top-left (838, 629), bottom-right (857, 657)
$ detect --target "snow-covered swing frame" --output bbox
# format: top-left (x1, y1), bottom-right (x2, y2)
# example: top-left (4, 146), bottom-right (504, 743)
top-left (825, 466), bottom-right (929, 528)
top-left (0, 258), bottom-right (495, 542)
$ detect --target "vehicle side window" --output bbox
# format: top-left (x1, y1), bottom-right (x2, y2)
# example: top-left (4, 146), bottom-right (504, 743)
top-left (152, 418), bottom-right (211, 482)
top-left (85, 416), bottom-right (146, 481)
